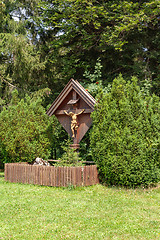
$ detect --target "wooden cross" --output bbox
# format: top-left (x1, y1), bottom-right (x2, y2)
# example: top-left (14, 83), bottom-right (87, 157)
top-left (55, 90), bottom-right (93, 148)
top-left (46, 79), bottom-right (95, 149)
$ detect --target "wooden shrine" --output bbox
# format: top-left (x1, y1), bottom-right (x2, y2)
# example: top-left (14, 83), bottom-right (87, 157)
top-left (46, 79), bottom-right (96, 149)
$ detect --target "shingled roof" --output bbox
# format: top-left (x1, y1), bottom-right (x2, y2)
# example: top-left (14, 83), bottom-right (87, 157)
top-left (46, 79), bottom-right (96, 117)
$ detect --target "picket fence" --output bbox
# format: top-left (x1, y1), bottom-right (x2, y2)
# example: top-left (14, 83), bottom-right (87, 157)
top-left (5, 163), bottom-right (99, 187)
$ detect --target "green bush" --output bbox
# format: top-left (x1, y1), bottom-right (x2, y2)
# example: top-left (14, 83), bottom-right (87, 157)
top-left (0, 90), bottom-right (56, 163)
top-left (90, 75), bottom-right (160, 187)
top-left (56, 140), bottom-right (82, 167)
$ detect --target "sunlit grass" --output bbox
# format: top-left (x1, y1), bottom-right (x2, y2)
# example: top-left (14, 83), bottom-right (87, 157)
top-left (0, 173), bottom-right (160, 239)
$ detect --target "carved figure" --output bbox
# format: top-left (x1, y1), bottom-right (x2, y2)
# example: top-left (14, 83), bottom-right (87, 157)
top-left (64, 109), bottom-right (85, 138)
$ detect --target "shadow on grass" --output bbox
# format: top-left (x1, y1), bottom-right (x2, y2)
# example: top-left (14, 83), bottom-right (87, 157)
top-left (0, 172), bottom-right (4, 177)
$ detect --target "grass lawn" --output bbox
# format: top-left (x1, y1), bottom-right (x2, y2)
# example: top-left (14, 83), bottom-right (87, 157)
top-left (0, 172), bottom-right (160, 240)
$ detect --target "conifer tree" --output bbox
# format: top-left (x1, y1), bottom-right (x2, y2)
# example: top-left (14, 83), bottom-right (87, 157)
top-left (91, 75), bottom-right (160, 187)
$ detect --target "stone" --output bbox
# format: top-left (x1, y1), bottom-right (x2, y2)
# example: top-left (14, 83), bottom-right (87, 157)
top-left (33, 157), bottom-right (50, 166)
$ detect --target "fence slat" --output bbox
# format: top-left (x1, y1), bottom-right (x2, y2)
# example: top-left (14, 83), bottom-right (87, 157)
top-left (4, 164), bottom-right (99, 187)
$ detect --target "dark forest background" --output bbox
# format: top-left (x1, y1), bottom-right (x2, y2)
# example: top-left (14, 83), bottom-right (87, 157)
top-left (0, 0), bottom-right (159, 104)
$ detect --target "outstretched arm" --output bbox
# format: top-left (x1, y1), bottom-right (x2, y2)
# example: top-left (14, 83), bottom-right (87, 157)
top-left (76, 109), bottom-right (85, 115)
top-left (64, 110), bottom-right (69, 116)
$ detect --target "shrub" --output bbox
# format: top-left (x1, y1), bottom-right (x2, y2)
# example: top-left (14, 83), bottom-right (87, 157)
top-left (56, 140), bottom-right (82, 167)
top-left (0, 90), bottom-right (56, 163)
top-left (90, 75), bottom-right (160, 187)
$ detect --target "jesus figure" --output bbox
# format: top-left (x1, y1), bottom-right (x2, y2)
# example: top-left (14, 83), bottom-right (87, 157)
top-left (64, 109), bottom-right (85, 138)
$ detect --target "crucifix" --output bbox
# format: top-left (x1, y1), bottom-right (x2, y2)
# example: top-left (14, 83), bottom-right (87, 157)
top-left (64, 109), bottom-right (85, 138)
top-left (46, 79), bottom-right (95, 149)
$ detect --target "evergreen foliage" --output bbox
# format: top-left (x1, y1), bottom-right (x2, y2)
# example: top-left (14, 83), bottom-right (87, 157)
top-left (38, 0), bottom-right (160, 95)
top-left (1, 0), bottom-right (160, 103)
top-left (0, 90), bottom-right (56, 163)
top-left (90, 75), bottom-right (160, 187)
top-left (0, 0), bottom-right (48, 104)
top-left (56, 140), bottom-right (82, 167)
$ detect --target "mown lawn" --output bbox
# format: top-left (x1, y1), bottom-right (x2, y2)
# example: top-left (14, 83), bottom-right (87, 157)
top-left (0, 172), bottom-right (160, 240)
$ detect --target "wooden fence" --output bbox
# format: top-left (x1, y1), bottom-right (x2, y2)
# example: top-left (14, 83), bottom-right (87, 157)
top-left (5, 163), bottom-right (99, 187)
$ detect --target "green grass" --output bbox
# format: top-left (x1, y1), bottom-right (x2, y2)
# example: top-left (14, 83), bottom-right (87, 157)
top-left (0, 172), bottom-right (160, 240)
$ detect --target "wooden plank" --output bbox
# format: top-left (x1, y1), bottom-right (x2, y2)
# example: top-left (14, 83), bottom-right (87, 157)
top-left (76, 167), bottom-right (81, 186)
top-left (10, 164), bottom-right (12, 182)
top-left (95, 165), bottom-right (100, 184)
top-left (63, 167), bottom-right (66, 187)
top-left (92, 165), bottom-right (96, 184)
top-left (36, 165), bottom-right (38, 185)
top-left (21, 165), bottom-right (24, 184)
top-left (50, 167), bottom-right (53, 186)
top-left (62, 166), bottom-right (65, 187)
top-left (7, 164), bottom-right (10, 182)
top-left (12, 164), bottom-right (15, 183)
top-left (42, 166), bottom-right (45, 186)
top-left (56, 167), bottom-right (59, 187)
top-left (28, 165), bottom-right (31, 184)
top-left (88, 165), bottom-right (91, 185)
top-left (67, 167), bottom-right (70, 186)
top-left (60, 167), bottom-right (63, 187)
top-left (71, 167), bottom-right (74, 185)
top-left (84, 166), bottom-right (88, 186)
top-left (86, 166), bottom-right (90, 186)
top-left (4, 164), bottom-right (99, 187)
top-left (23, 165), bottom-right (25, 184)
top-left (58, 167), bottom-right (61, 187)
top-left (91, 165), bottom-right (94, 185)
top-left (47, 167), bottom-right (49, 186)
top-left (12, 165), bottom-right (16, 182)
top-left (45, 167), bottom-right (48, 186)
top-left (33, 165), bottom-right (37, 185)
top-left (71, 167), bottom-right (74, 186)
top-left (20, 164), bottom-right (22, 183)
top-left (55, 167), bottom-right (58, 187)
top-left (46, 167), bottom-right (50, 186)
top-left (49, 167), bottom-right (52, 186)
top-left (33, 166), bottom-right (36, 185)
top-left (55, 109), bottom-right (93, 115)
top-left (13, 164), bottom-right (15, 182)
top-left (46, 167), bottom-right (49, 186)
top-left (48, 159), bottom-right (60, 162)
top-left (9, 164), bottom-right (11, 182)
top-left (31, 165), bottom-right (34, 184)
top-left (26, 165), bottom-right (29, 184)
top-left (53, 167), bottom-right (55, 187)
top-left (27, 165), bottom-right (29, 184)
top-left (59, 167), bottom-right (61, 187)
top-left (24, 164), bottom-right (27, 184)
top-left (20, 165), bottom-right (23, 184)
top-left (10, 164), bottom-right (13, 182)
top-left (19, 164), bottom-right (22, 183)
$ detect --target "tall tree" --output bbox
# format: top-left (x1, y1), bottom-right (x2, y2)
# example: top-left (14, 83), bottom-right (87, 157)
top-left (38, 0), bottom-right (160, 94)
top-left (1, 0), bottom-right (159, 104)
top-left (0, 0), bottom-right (49, 104)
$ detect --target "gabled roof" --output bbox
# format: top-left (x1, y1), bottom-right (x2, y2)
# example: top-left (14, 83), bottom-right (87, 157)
top-left (46, 79), bottom-right (96, 116)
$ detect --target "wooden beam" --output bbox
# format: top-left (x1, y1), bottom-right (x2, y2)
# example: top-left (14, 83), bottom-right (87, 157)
top-left (55, 109), bottom-right (93, 115)
top-left (72, 90), bottom-right (77, 100)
